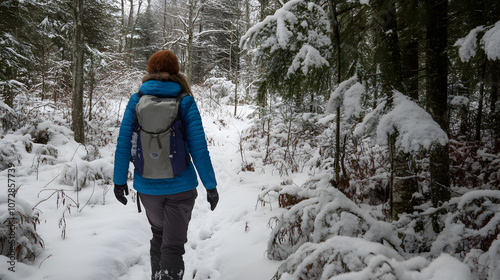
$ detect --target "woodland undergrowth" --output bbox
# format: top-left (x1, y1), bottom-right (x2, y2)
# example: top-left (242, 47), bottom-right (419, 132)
top-left (241, 103), bottom-right (500, 279)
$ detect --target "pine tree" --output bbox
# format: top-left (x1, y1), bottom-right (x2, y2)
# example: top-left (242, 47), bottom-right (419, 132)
top-left (0, 0), bottom-right (35, 107)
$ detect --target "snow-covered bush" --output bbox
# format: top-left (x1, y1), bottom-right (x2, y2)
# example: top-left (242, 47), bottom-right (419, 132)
top-left (431, 190), bottom-right (500, 279)
top-left (267, 181), bottom-right (401, 261)
top-left (449, 140), bottom-right (500, 189)
top-left (272, 236), bottom-right (402, 280)
top-left (243, 103), bottom-right (327, 175)
top-left (0, 196), bottom-right (44, 263)
top-left (327, 254), bottom-right (471, 280)
top-left (60, 158), bottom-right (114, 190)
top-left (273, 235), bottom-right (472, 280)
top-left (0, 100), bottom-right (17, 134)
top-left (204, 76), bottom-right (235, 101)
top-left (0, 136), bottom-right (25, 171)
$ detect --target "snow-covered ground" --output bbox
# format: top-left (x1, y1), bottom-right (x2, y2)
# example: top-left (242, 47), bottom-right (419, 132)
top-left (0, 83), bottom-right (495, 280)
top-left (0, 95), bottom-right (286, 280)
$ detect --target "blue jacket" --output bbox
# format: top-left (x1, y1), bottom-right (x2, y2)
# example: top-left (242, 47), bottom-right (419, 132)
top-left (113, 80), bottom-right (217, 195)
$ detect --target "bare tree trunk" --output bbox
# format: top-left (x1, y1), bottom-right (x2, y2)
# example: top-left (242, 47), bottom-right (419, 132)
top-left (475, 59), bottom-right (487, 142)
top-left (163, 0), bottom-right (167, 40)
top-left (127, 0), bottom-right (143, 66)
top-left (491, 61), bottom-right (500, 153)
top-left (372, 0), bottom-right (417, 220)
top-left (399, 0), bottom-right (419, 100)
top-left (327, 0), bottom-right (342, 187)
top-left (234, 70), bottom-right (239, 116)
top-left (425, 0), bottom-right (450, 210)
top-left (72, 0), bottom-right (85, 143)
top-left (88, 55), bottom-right (95, 122)
top-left (258, 0), bottom-right (269, 21)
top-left (185, 0), bottom-right (200, 84)
top-left (119, 0), bottom-right (126, 53)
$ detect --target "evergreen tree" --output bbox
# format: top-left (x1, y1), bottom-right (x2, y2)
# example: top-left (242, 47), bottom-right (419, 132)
top-left (241, 0), bottom-right (332, 111)
top-left (0, 0), bottom-right (36, 107)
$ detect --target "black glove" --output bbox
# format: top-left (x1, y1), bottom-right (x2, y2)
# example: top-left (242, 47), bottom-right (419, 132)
top-left (207, 187), bottom-right (219, 211)
top-left (114, 184), bottom-right (129, 205)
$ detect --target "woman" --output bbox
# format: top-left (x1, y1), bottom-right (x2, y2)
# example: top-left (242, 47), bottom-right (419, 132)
top-left (113, 50), bottom-right (219, 280)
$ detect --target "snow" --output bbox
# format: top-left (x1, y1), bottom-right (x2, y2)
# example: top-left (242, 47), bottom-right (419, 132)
top-left (287, 44), bottom-right (329, 76)
top-left (450, 96), bottom-right (470, 107)
top-left (482, 20), bottom-right (500, 61)
top-left (327, 77), bottom-right (447, 153)
top-left (454, 26), bottom-right (484, 62)
top-left (376, 91), bottom-right (448, 152)
top-left (240, 0), bottom-right (331, 79)
top-left (342, 82), bottom-right (364, 119)
top-left (0, 81), bottom-right (489, 279)
top-left (325, 76), bottom-right (358, 114)
top-left (275, 8), bottom-right (297, 49)
top-left (0, 91), bottom-right (285, 280)
top-left (454, 20), bottom-right (500, 61)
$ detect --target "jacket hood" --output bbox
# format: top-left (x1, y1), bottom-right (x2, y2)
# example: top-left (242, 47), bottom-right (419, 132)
top-left (139, 73), bottom-right (182, 98)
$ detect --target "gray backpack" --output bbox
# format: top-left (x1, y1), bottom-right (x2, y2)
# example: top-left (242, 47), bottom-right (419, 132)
top-left (131, 92), bottom-right (190, 179)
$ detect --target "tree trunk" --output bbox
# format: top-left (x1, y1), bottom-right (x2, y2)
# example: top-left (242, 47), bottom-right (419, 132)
top-left (186, 0), bottom-right (195, 84)
top-left (234, 65), bottom-right (239, 116)
top-left (373, 0), bottom-right (416, 220)
top-left (374, 0), bottom-right (403, 93)
top-left (119, 0), bottom-right (126, 53)
top-left (476, 59), bottom-right (487, 142)
top-left (458, 73), bottom-right (471, 138)
top-left (72, 0), bottom-right (85, 143)
top-left (163, 0), bottom-right (167, 40)
top-left (492, 61), bottom-right (500, 153)
top-left (425, 0), bottom-right (450, 208)
top-left (258, 0), bottom-right (269, 21)
top-left (391, 132), bottom-right (417, 220)
top-left (127, 0), bottom-right (142, 66)
top-left (88, 55), bottom-right (95, 122)
top-left (327, 0), bottom-right (342, 187)
top-left (399, 0), bottom-right (419, 100)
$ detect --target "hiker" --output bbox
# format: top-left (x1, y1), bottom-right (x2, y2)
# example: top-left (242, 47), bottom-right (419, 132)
top-left (113, 50), bottom-right (219, 280)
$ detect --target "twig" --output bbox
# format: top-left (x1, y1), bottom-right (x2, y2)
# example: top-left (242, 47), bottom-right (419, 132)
top-left (70, 144), bottom-right (82, 162)
top-left (43, 174), bottom-right (60, 188)
top-left (79, 179), bottom-right (96, 212)
top-left (38, 254), bottom-right (52, 269)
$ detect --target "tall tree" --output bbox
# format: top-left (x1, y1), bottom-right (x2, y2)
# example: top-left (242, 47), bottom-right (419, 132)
top-left (398, 0), bottom-right (419, 100)
top-left (492, 61), bottom-right (500, 153)
top-left (0, 0), bottom-right (35, 108)
top-left (372, 0), bottom-right (417, 220)
top-left (72, 0), bottom-right (85, 143)
top-left (424, 0), bottom-right (451, 210)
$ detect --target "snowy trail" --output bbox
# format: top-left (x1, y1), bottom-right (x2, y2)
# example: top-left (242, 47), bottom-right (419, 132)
top-left (0, 102), bottom-right (283, 280)
top-left (182, 105), bottom-right (283, 280)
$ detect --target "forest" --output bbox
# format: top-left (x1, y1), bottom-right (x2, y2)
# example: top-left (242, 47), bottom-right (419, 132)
top-left (1, 0), bottom-right (500, 279)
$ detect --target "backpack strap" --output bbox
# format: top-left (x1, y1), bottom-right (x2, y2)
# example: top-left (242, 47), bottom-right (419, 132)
top-left (176, 92), bottom-right (189, 102)
top-left (175, 92), bottom-right (189, 120)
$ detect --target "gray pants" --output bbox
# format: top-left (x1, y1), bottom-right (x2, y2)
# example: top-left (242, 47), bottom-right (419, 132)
top-left (139, 189), bottom-right (197, 280)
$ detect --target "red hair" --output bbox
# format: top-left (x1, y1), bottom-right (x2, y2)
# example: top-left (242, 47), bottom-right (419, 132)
top-left (147, 50), bottom-right (180, 74)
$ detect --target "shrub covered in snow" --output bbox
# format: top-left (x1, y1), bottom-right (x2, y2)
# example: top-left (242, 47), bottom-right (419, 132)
top-left (243, 102), bottom-right (328, 175)
top-left (272, 236), bottom-right (402, 280)
top-left (267, 180), bottom-right (401, 261)
top-left (0, 100), bottom-right (17, 134)
top-left (60, 158), bottom-right (114, 190)
top-left (0, 196), bottom-right (44, 263)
